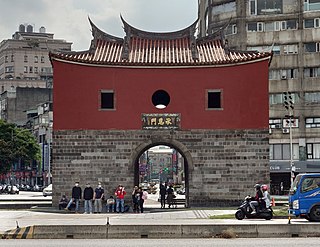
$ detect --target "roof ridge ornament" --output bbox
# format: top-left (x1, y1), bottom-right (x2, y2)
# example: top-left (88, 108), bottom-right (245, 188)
top-left (120, 15), bottom-right (198, 40)
top-left (88, 16), bottom-right (123, 49)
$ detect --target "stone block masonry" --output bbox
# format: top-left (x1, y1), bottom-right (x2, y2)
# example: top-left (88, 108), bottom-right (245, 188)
top-left (52, 129), bottom-right (269, 207)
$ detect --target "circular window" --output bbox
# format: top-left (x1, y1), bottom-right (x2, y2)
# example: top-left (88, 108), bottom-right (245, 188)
top-left (152, 90), bottom-right (170, 109)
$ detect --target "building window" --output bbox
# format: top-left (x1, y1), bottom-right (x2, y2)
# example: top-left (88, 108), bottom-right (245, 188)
top-left (5, 66), bottom-right (14, 73)
top-left (269, 118), bottom-right (282, 129)
top-left (306, 117), bottom-right (320, 128)
top-left (34, 67), bottom-right (38, 73)
top-left (34, 56), bottom-right (38, 63)
top-left (226, 24), bottom-right (237, 35)
top-left (269, 93), bottom-right (298, 105)
top-left (247, 45), bottom-right (279, 54)
top-left (304, 0), bottom-right (320, 11)
top-left (270, 144), bottom-right (299, 160)
top-left (307, 143), bottom-right (320, 159)
top-left (212, 1), bottom-right (236, 15)
top-left (41, 56), bottom-right (45, 63)
top-left (305, 92), bottom-right (320, 103)
top-left (207, 90), bottom-right (222, 109)
top-left (24, 55), bottom-right (28, 62)
top-left (29, 66), bottom-right (33, 73)
top-left (269, 69), bottom-right (298, 80)
top-left (11, 55), bottom-right (14, 62)
top-left (100, 91), bottom-right (114, 109)
top-left (283, 44), bottom-right (298, 54)
top-left (152, 90), bottom-right (170, 109)
top-left (247, 22), bottom-right (265, 32)
top-left (249, 0), bottom-right (282, 15)
top-left (5, 56), bottom-right (8, 63)
top-left (304, 67), bottom-right (320, 78)
top-left (24, 66), bottom-right (28, 73)
top-left (305, 42), bottom-right (320, 52)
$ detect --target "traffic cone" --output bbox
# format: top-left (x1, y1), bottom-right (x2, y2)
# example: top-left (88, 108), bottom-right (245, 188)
top-left (271, 197), bottom-right (275, 207)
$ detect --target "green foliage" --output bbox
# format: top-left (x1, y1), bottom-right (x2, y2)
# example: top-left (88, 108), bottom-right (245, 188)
top-left (0, 120), bottom-right (41, 175)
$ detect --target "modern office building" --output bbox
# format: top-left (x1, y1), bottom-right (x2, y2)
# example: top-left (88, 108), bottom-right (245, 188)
top-left (198, 0), bottom-right (320, 193)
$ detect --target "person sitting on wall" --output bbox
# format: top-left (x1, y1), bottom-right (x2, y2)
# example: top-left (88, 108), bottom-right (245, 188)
top-left (59, 195), bottom-right (68, 210)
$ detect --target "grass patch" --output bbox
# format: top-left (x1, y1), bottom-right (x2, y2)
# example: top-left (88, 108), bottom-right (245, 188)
top-left (209, 214), bottom-right (235, 219)
top-left (209, 206), bottom-right (289, 219)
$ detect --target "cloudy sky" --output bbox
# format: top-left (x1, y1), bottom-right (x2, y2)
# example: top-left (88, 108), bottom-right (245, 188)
top-left (0, 0), bottom-right (198, 51)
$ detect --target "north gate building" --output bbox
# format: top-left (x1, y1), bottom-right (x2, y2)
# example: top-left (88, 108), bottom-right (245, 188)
top-left (50, 17), bottom-right (272, 207)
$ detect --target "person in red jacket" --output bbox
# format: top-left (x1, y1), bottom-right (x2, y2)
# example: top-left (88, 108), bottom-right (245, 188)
top-left (114, 184), bottom-right (126, 213)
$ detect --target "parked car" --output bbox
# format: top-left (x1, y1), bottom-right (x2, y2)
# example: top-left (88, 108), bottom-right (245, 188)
top-left (43, 184), bottom-right (52, 197)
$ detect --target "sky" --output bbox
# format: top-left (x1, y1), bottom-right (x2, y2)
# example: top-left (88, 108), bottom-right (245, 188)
top-left (0, 0), bottom-right (198, 51)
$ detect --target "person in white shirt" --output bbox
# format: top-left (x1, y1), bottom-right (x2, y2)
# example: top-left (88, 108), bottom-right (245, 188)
top-left (261, 184), bottom-right (270, 208)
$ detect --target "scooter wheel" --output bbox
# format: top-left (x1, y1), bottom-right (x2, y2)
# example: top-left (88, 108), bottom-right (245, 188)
top-left (235, 210), bottom-right (245, 220)
top-left (265, 214), bottom-right (273, 220)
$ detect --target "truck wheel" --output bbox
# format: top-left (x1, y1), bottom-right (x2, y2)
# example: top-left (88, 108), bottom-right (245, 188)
top-left (235, 210), bottom-right (245, 220)
top-left (309, 206), bottom-right (320, 222)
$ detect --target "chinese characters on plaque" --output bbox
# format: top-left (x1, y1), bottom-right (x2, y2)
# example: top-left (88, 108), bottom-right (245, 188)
top-left (142, 114), bottom-right (180, 129)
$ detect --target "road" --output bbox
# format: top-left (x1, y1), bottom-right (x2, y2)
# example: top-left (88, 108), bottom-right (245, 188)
top-left (1, 238), bottom-right (320, 247)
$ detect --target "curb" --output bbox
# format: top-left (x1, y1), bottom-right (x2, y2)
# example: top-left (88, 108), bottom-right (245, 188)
top-left (1, 226), bottom-right (34, 239)
top-left (29, 223), bottom-right (320, 239)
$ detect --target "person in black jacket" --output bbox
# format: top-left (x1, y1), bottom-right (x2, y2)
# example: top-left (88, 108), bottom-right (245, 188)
top-left (65, 182), bottom-right (82, 213)
top-left (160, 183), bottom-right (167, 208)
top-left (249, 184), bottom-right (263, 213)
top-left (83, 183), bottom-right (94, 214)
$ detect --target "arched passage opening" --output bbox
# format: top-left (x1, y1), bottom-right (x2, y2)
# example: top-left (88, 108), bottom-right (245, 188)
top-left (131, 140), bottom-right (193, 208)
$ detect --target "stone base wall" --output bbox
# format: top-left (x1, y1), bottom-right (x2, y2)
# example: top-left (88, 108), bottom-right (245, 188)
top-left (52, 129), bottom-right (269, 207)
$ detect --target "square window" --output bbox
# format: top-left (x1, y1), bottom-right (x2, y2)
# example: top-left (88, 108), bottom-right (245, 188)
top-left (207, 91), bottom-right (222, 109)
top-left (101, 91), bottom-right (114, 109)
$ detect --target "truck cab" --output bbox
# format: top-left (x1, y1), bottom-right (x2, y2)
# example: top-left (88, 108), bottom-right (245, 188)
top-left (288, 173), bottom-right (320, 221)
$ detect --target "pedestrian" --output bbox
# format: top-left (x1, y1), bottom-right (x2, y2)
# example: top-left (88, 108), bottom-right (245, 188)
top-left (83, 182), bottom-right (94, 214)
top-left (160, 183), bottom-right (167, 208)
top-left (114, 184), bottom-right (126, 213)
top-left (106, 195), bottom-right (115, 213)
top-left (132, 185), bottom-right (139, 213)
top-left (140, 187), bottom-right (148, 213)
top-left (166, 184), bottom-right (174, 208)
top-left (94, 182), bottom-right (104, 213)
top-left (65, 181), bottom-right (82, 213)
top-left (59, 195), bottom-right (68, 210)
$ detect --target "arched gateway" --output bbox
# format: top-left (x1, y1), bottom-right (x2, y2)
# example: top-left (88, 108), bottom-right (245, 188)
top-left (50, 17), bottom-right (272, 207)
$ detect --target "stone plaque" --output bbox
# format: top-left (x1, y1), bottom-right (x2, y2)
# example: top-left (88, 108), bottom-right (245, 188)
top-left (142, 113), bottom-right (180, 129)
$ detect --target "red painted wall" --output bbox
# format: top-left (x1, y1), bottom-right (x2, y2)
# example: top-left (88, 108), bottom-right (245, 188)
top-left (52, 60), bottom-right (269, 130)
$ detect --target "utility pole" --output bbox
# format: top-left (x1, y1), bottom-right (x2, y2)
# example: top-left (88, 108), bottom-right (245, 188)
top-left (283, 92), bottom-right (295, 187)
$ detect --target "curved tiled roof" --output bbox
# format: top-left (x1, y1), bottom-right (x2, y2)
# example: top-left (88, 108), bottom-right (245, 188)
top-left (50, 17), bottom-right (272, 67)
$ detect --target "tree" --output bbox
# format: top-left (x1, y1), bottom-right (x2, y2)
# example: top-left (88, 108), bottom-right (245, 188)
top-left (0, 120), bottom-right (41, 175)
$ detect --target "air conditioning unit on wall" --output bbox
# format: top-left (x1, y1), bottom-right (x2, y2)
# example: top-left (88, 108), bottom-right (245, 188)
top-left (282, 128), bottom-right (290, 134)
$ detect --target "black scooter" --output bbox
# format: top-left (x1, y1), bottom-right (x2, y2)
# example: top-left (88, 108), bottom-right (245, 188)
top-left (235, 196), bottom-right (273, 220)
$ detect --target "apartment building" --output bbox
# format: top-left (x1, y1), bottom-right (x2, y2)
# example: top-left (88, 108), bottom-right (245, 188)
top-left (0, 23), bottom-right (71, 126)
top-left (0, 24), bottom-right (72, 93)
top-left (198, 0), bottom-right (320, 193)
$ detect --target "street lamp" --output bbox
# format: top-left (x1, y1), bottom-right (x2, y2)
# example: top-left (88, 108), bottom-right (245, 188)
top-left (283, 92), bottom-right (295, 187)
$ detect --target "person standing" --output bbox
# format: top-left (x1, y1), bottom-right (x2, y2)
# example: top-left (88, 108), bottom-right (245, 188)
top-left (83, 183), bottom-right (94, 214)
top-left (65, 182), bottom-right (82, 213)
top-left (115, 184), bottom-right (126, 213)
top-left (166, 184), bottom-right (174, 209)
top-left (94, 182), bottom-right (104, 213)
top-left (132, 186), bottom-right (139, 213)
top-left (140, 187), bottom-right (148, 213)
top-left (160, 183), bottom-right (167, 209)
